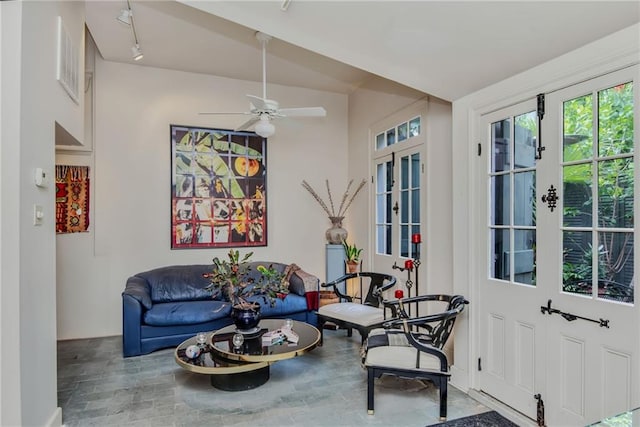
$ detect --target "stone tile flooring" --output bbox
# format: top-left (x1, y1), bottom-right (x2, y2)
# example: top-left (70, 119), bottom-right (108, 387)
top-left (57, 329), bottom-right (490, 426)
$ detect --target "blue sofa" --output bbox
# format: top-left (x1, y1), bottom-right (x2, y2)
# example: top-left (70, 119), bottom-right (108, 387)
top-left (122, 262), bottom-right (319, 357)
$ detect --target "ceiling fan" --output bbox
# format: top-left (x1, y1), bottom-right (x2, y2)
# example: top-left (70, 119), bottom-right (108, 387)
top-left (200, 32), bottom-right (327, 138)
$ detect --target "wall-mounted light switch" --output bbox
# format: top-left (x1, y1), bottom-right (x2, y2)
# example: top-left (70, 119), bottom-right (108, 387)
top-left (34, 168), bottom-right (48, 188)
top-left (33, 205), bottom-right (44, 226)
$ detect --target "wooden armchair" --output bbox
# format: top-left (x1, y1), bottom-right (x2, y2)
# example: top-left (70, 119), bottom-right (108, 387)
top-left (363, 294), bottom-right (468, 421)
top-left (317, 272), bottom-right (397, 344)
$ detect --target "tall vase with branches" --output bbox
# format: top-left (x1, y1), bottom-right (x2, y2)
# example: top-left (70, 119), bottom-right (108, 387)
top-left (301, 178), bottom-right (367, 244)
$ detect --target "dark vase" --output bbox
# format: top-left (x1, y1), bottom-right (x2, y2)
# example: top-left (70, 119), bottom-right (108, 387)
top-left (231, 304), bottom-right (261, 332)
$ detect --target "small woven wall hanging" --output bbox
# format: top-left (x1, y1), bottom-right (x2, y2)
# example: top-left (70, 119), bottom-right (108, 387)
top-left (56, 165), bottom-right (90, 233)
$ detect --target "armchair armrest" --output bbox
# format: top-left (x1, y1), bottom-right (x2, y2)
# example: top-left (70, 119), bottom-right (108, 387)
top-left (321, 272), bottom-right (398, 306)
top-left (381, 296), bottom-right (468, 349)
top-left (383, 294), bottom-right (468, 319)
top-left (320, 273), bottom-right (359, 302)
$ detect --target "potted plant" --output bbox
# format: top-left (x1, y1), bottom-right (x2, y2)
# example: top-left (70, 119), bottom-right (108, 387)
top-left (342, 240), bottom-right (363, 273)
top-left (204, 249), bottom-right (288, 331)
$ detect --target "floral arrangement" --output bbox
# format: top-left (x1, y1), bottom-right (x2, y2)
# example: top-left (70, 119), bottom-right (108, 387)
top-left (301, 178), bottom-right (366, 219)
top-left (204, 249), bottom-right (288, 309)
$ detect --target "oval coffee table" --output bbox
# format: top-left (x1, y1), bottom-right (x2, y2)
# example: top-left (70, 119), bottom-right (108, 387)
top-left (174, 319), bottom-right (320, 391)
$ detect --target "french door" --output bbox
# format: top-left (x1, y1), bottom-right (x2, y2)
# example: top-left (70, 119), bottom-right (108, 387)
top-left (370, 105), bottom-right (425, 290)
top-left (477, 66), bottom-right (638, 425)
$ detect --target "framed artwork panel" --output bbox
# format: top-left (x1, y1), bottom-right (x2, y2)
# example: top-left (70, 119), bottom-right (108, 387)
top-left (171, 125), bottom-right (267, 249)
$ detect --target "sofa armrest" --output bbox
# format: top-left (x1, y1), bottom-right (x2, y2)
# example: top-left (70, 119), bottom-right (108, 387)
top-left (288, 268), bottom-right (319, 295)
top-left (122, 294), bottom-right (143, 357)
top-left (287, 268), bottom-right (319, 311)
top-left (123, 276), bottom-right (152, 309)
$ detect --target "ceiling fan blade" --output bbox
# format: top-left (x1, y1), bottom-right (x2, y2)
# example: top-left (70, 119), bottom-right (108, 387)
top-left (247, 94), bottom-right (268, 111)
top-left (235, 115), bottom-right (260, 131)
top-left (199, 112), bottom-right (250, 115)
top-left (278, 107), bottom-right (327, 117)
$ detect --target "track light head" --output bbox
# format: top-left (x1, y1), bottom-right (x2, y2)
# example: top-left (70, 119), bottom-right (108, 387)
top-left (117, 9), bottom-right (132, 25)
top-left (131, 44), bottom-right (143, 61)
top-left (254, 115), bottom-right (275, 138)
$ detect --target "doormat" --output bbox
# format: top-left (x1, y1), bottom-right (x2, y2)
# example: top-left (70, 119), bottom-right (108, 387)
top-left (427, 410), bottom-right (518, 427)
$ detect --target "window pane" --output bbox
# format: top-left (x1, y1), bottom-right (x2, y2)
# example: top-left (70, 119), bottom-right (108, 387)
top-left (400, 225), bottom-right (409, 258)
top-left (401, 190), bottom-right (409, 223)
top-left (514, 229), bottom-right (536, 286)
top-left (597, 231), bottom-right (634, 303)
top-left (376, 194), bottom-right (385, 223)
top-left (376, 225), bottom-right (387, 255)
top-left (514, 111), bottom-right (537, 169)
top-left (563, 163), bottom-right (592, 227)
top-left (411, 189), bottom-right (420, 222)
top-left (491, 228), bottom-right (510, 280)
top-left (563, 231), bottom-right (593, 297)
top-left (409, 117), bottom-right (420, 137)
top-left (411, 154), bottom-right (420, 187)
top-left (401, 156), bottom-right (409, 190)
top-left (386, 128), bottom-right (396, 146)
top-left (384, 225), bottom-right (392, 254)
top-left (376, 163), bottom-right (385, 193)
top-left (598, 158), bottom-right (634, 229)
top-left (599, 82), bottom-right (634, 157)
top-left (492, 118), bottom-right (511, 173)
top-left (386, 161), bottom-right (393, 191)
top-left (514, 171), bottom-right (535, 227)
top-left (398, 122), bottom-right (408, 142)
top-left (376, 133), bottom-right (385, 150)
top-left (563, 94), bottom-right (593, 162)
top-left (491, 175), bottom-right (510, 226)
top-left (385, 193), bottom-right (392, 222)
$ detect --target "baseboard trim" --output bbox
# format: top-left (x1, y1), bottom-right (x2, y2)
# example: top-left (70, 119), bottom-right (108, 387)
top-left (45, 407), bottom-right (62, 427)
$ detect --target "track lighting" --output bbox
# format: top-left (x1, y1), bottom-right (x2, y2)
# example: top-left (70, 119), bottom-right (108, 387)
top-left (116, 8), bottom-right (132, 25)
top-left (131, 44), bottom-right (143, 61)
top-left (254, 115), bottom-right (275, 138)
top-left (118, 0), bottom-right (143, 62)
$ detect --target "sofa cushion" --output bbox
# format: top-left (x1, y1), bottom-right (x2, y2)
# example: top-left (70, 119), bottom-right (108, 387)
top-left (138, 265), bottom-right (213, 303)
top-left (144, 300), bottom-right (231, 326)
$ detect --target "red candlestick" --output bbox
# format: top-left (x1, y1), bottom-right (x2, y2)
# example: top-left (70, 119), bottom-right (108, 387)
top-left (394, 289), bottom-right (404, 299)
top-left (404, 259), bottom-right (414, 270)
top-left (411, 233), bottom-right (421, 243)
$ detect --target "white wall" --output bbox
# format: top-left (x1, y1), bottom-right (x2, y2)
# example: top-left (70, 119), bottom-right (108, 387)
top-left (450, 23), bottom-right (640, 391)
top-left (56, 59), bottom-right (349, 339)
top-left (1, 1), bottom-right (84, 425)
top-left (0, 4), bottom-right (22, 425)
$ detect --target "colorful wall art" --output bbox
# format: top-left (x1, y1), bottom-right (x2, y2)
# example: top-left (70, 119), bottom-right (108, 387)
top-left (170, 125), bottom-right (267, 249)
top-left (56, 165), bottom-right (90, 233)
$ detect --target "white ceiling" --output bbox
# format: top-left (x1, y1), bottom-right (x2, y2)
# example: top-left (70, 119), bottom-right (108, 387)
top-left (86, 1), bottom-right (640, 101)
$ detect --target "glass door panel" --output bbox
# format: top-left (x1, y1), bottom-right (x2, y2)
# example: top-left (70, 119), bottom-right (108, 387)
top-left (561, 81), bottom-right (634, 303)
top-left (489, 112), bottom-right (537, 285)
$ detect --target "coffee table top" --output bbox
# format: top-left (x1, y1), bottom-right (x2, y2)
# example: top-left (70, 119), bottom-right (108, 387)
top-left (210, 319), bottom-right (320, 363)
top-left (174, 319), bottom-right (320, 375)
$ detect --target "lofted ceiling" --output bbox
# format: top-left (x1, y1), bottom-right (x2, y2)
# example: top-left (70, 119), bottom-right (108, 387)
top-left (86, 1), bottom-right (640, 101)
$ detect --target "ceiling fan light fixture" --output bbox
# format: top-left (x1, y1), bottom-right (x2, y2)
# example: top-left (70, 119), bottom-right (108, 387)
top-left (255, 116), bottom-right (275, 138)
top-left (131, 44), bottom-right (143, 61)
top-left (117, 8), bottom-right (132, 25)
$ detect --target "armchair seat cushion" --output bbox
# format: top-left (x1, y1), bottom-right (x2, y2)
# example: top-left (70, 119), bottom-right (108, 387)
top-left (318, 303), bottom-right (384, 327)
top-left (144, 300), bottom-right (231, 326)
top-left (365, 329), bottom-right (445, 373)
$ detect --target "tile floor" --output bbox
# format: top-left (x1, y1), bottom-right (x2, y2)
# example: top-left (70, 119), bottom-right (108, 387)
top-left (57, 328), bottom-right (490, 426)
